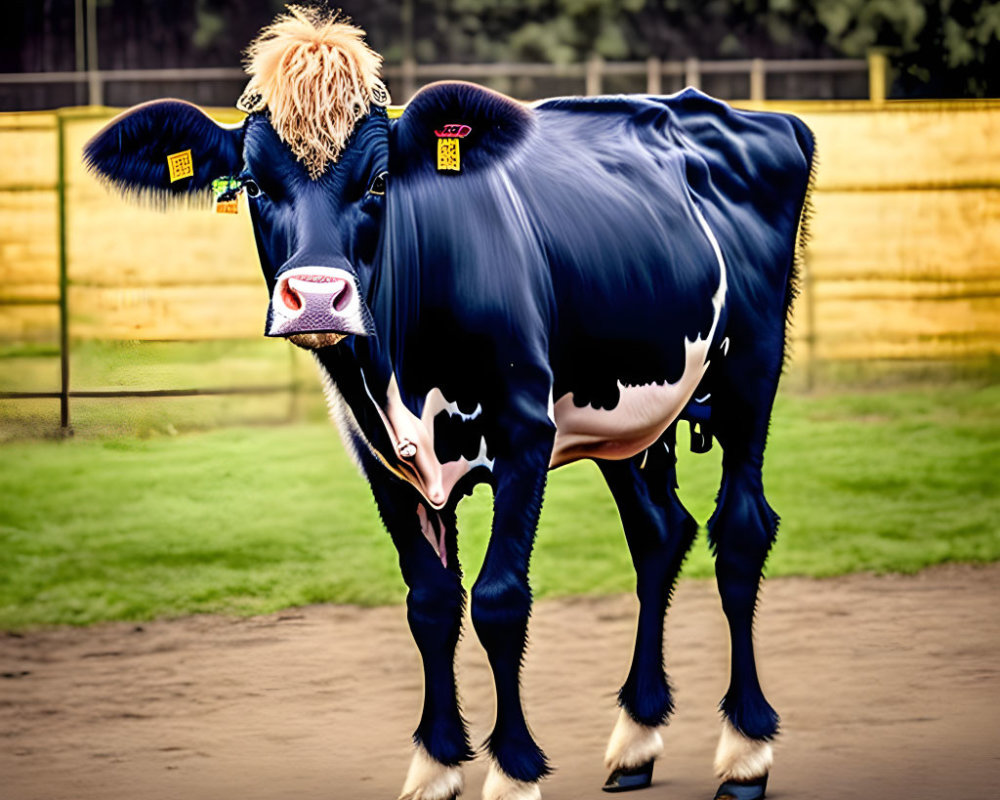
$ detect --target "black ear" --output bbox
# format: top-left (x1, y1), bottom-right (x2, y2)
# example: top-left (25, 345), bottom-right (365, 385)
top-left (391, 81), bottom-right (535, 176)
top-left (83, 99), bottom-right (244, 205)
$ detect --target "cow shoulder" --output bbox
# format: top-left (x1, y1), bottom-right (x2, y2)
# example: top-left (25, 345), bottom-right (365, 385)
top-left (389, 81), bottom-right (535, 176)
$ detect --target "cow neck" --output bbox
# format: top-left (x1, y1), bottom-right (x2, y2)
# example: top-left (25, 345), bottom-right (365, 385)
top-left (313, 338), bottom-right (393, 461)
top-left (315, 335), bottom-right (453, 510)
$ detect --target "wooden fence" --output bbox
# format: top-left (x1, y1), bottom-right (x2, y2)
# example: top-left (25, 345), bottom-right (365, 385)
top-left (1, 55), bottom-right (869, 109)
top-left (0, 96), bottom-right (997, 433)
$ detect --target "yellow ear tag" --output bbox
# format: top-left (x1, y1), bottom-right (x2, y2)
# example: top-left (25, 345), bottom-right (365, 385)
top-left (166, 149), bottom-right (194, 182)
top-left (215, 198), bottom-right (239, 214)
top-left (437, 138), bottom-right (460, 172)
top-left (435, 124), bottom-right (470, 173)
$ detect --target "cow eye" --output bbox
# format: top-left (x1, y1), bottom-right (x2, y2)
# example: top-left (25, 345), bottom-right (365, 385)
top-left (368, 171), bottom-right (388, 196)
top-left (243, 179), bottom-right (262, 198)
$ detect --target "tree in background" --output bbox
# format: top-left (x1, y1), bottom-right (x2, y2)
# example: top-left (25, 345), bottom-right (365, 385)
top-left (3, 0), bottom-right (997, 102)
top-left (406, 0), bottom-right (997, 97)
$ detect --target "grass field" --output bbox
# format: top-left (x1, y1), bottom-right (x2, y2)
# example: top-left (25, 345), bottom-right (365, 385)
top-left (0, 383), bottom-right (997, 630)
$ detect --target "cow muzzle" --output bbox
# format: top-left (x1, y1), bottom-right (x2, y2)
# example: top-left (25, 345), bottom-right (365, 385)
top-left (267, 266), bottom-right (374, 342)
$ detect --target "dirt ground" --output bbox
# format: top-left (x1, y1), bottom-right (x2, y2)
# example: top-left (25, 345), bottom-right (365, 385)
top-left (2, 564), bottom-right (998, 800)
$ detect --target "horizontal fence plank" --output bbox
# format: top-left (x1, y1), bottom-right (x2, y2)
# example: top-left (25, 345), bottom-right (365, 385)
top-left (0, 128), bottom-right (57, 189)
top-left (805, 294), bottom-right (999, 360)
top-left (798, 104), bottom-right (1000, 190)
top-left (808, 188), bottom-right (1000, 281)
top-left (0, 301), bottom-right (59, 343)
top-left (0, 113), bottom-right (58, 130)
top-left (814, 278), bottom-right (1000, 302)
top-left (787, 332), bottom-right (999, 361)
top-left (66, 197), bottom-right (261, 288)
top-left (68, 285), bottom-right (267, 340)
top-left (0, 191), bottom-right (59, 302)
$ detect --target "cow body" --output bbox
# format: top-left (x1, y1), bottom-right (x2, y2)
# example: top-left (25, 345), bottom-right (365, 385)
top-left (321, 86), bottom-right (808, 507)
top-left (84, 12), bottom-right (814, 800)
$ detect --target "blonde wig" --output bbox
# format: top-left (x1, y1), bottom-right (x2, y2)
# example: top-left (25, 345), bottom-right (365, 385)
top-left (242, 6), bottom-right (383, 178)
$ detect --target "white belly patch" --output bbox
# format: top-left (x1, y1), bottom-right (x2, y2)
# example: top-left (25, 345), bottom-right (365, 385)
top-left (549, 342), bottom-right (711, 467)
top-left (550, 201), bottom-right (728, 468)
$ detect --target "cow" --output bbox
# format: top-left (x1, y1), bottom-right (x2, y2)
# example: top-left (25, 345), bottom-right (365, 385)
top-left (84, 8), bottom-right (814, 800)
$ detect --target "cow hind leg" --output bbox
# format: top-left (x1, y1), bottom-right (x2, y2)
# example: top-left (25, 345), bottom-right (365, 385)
top-left (708, 464), bottom-right (777, 799)
top-left (707, 376), bottom-right (784, 799)
top-left (597, 427), bottom-right (699, 792)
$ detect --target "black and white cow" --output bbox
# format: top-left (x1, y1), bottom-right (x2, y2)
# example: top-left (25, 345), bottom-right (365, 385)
top-left (84, 9), bottom-right (814, 800)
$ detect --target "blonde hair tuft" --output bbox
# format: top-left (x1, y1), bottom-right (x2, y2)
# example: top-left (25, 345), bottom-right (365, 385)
top-left (243, 6), bottom-right (383, 178)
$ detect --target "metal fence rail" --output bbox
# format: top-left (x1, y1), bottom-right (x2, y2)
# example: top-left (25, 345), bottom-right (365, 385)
top-left (0, 110), bottom-right (297, 435)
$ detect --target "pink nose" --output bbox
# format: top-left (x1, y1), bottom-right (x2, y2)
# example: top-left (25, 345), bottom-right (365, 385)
top-left (268, 267), bottom-right (371, 338)
top-left (276, 273), bottom-right (351, 314)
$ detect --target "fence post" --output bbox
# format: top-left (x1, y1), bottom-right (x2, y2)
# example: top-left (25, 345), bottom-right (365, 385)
top-left (684, 57), bottom-right (700, 89)
top-left (750, 58), bottom-right (765, 101)
top-left (57, 114), bottom-right (72, 433)
top-left (401, 57), bottom-right (417, 103)
top-left (646, 57), bottom-right (661, 95)
top-left (585, 56), bottom-right (603, 96)
top-left (85, 0), bottom-right (102, 106)
top-left (74, 0), bottom-right (86, 106)
top-left (287, 343), bottom-right (301, 423)
top-left (804, 249), bottom-right (817, 392)
top-left (868, 49), bottom-right (887, 107)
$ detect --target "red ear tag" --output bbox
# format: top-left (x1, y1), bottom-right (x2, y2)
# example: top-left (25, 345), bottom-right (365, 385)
top-left (435, 124), bottom-right (471, 172)
top-left (434, 124), bottom-right (471, 139)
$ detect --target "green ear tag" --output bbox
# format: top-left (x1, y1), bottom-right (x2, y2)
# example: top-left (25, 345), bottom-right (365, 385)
top-left (211, 176), bottom-right (243, 214)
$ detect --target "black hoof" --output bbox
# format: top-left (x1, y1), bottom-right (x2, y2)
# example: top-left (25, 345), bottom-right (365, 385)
top-left (714, 773), bottom-right (768, 800)
top-left (602, 760), bottom-right (654, 792)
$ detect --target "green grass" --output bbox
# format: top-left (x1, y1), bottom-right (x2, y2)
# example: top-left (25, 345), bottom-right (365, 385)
top-left (0, 383), bottom-right (997, 629)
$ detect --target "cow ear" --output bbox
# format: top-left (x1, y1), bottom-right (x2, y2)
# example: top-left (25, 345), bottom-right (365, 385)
top-left (83, 99), bottom-right (243, 205)
top-left (391, 82), bottom-right (534, 176)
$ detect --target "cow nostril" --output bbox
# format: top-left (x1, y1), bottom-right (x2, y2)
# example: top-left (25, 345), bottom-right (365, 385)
top-left (280, 281), bottom-right (303, 311)
top-left (332, 281), bottom-right (351, 312)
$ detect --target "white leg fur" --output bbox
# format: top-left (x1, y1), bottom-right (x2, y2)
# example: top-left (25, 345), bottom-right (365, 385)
top-left (481, 760), bottom-right (542, 800)
top-left (399, 744), bottom-right (464, 800)
top-left (713, 719), bottom-right (773, 782)
top-left (604, 708), bottom-right (664, 771)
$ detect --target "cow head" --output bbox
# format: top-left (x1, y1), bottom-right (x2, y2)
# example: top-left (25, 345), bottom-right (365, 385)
top-left (83, 8), bottom-right (389, 350)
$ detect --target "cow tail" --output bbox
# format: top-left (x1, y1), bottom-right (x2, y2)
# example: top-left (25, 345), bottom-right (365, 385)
top-left (783, 123), bottom-right (818, 372)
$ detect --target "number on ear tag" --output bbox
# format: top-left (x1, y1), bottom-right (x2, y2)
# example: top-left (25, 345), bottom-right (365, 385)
top-left (166, 150), bottom-right (194, 182)
top-left (437, 138), bottom-right (460, 172)
top-left (215, 198), bottom-right (239, 214)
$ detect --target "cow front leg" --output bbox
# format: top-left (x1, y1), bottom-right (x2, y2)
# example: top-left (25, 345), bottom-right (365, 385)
top-left (368, 474), bottom-right (473, 800)
top-left (597, 426), bottom-right (699, 792)
top-left (471, 419), bottom-right (554, 800)
top-left (401, 507), bottom-right (473, 800)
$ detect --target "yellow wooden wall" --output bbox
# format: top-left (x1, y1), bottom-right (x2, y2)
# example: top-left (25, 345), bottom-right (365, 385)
top-left (0, 100), bottom-right (997, 364)
top-left (769, 100), bottom-right (1000, 362)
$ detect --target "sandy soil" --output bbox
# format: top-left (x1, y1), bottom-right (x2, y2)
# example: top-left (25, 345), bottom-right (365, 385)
top-left (2, 564), bottom-right (998, 800)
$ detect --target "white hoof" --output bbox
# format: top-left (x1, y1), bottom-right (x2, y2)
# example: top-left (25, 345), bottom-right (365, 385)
top-left (481, 760), bottom-right (541, 800)
top-left (604, 707), bottom-right (664, 771)
top-left (399, 743), bottom-right (464, 800)
top-left (713, 719), bottom-right (773, 782)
